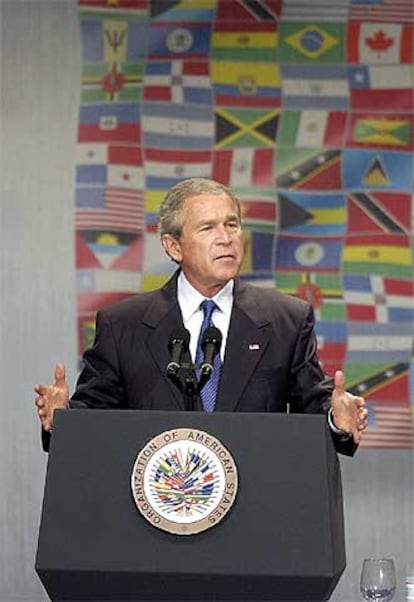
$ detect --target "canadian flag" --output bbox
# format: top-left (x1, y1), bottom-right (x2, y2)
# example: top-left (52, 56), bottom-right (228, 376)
top-left (348, 22), bottom-right (412, 64)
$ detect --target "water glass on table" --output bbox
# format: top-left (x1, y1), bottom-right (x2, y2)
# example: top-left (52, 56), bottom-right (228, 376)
top-left (360, 558), bottom-right (396, 602)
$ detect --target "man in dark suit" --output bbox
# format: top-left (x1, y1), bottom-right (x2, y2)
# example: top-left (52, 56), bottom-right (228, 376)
top-left (35, 178), bottom-right (367, 453)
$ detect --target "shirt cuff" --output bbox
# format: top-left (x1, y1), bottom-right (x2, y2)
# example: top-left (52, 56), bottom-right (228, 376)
top-left (327, 408), bottom-right (352, 438)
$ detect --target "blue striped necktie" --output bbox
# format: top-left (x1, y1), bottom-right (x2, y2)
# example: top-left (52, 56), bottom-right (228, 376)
top-left (195, 299), bottom-right (222, 412)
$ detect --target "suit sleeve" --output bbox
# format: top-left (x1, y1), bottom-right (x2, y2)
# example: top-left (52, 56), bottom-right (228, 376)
top-left (288, 303), bottom-right (357, 457)
top-left (287, 302), bottom-right (332, 413)
top-left (70, 309), bottom-right (125, 409)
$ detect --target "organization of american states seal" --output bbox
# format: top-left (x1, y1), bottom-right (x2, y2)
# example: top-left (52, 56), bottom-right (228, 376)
top-left (131, 428), bottom-right (238, 535)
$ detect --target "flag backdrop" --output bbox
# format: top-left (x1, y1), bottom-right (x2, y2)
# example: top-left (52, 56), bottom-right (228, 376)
top-left (75, 0), bottom-right (414, 450)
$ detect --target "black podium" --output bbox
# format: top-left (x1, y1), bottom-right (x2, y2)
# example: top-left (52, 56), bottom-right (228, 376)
top-left (35, 410), bottom-right (346, 601)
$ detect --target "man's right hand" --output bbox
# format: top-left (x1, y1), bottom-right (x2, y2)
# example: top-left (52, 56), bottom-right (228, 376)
top-left (34, 363), bottom-right (69, 432)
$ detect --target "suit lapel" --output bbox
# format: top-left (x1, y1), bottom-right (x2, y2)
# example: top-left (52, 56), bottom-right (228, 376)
top-left (216, 281), bottom-right (271, 412)
top-left (143, 272), bottom-right (188, 410)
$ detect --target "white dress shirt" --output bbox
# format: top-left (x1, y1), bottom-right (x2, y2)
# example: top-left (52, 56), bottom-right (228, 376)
top-left (177, 271), bottom-right (234, 363)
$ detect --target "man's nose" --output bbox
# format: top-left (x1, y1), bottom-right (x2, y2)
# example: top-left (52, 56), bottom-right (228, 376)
top-left (216, 225), bottom-right (232, 243)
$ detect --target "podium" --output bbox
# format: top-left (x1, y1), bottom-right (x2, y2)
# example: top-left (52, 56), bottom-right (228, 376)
top-left (35, 410), bottom-right (346, 601)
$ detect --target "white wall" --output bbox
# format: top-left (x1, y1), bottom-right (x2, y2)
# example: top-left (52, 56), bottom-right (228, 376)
top-left (0, 2), bottom-right (412, 601)
top-left (1, 2), bottom-right (79, 600)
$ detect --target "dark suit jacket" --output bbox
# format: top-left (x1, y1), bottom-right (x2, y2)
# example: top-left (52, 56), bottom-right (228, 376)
top-left (54, 271), bottom-right (354, 455)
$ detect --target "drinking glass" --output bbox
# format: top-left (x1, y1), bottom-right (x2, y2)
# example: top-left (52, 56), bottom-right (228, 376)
top-left (360, 558), bottom-right (396, 602)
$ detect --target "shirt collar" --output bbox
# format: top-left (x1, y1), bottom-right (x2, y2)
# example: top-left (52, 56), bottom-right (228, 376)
top-left (177, 272), bottom-right (234, 322)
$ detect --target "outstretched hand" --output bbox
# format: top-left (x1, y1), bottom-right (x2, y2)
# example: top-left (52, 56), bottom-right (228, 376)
top-left (330, 370), bottom-right (368, 444)
top-left (34, 363), bottom-right (69, 432)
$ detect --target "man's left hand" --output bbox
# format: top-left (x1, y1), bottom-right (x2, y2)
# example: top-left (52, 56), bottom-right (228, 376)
top-left (330, 370), bottom-right (368, 444)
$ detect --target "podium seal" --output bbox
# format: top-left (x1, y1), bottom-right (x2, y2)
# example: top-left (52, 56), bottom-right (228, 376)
top-left (131, 428), bottom-right (238, 535)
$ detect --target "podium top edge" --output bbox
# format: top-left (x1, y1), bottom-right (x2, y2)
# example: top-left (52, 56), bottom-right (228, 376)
top-left (55, 409), bottom-right (327, 422)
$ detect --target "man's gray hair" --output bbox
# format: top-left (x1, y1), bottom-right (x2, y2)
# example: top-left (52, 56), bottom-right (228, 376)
top-left (158, 178), bottom-right (242, 240)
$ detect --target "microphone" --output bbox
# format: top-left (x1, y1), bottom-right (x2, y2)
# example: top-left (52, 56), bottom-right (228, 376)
top-left (200, 326), bottom-right (222, 378)
top-left (167, 329), bottom-right (190, 378)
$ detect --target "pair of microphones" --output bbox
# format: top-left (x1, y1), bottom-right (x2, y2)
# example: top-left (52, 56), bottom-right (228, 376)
top-left (166, 327), bottom-right (222, 381)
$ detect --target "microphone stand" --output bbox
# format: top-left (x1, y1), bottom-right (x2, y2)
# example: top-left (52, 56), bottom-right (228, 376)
top-left (166, 361), bottom-right (213, 412)
top-left (184, 373), bottom-right (197, 412)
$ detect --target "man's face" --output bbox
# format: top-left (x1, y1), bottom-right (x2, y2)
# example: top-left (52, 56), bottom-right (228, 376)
top-left (162, 192), bottom-right (244, 297)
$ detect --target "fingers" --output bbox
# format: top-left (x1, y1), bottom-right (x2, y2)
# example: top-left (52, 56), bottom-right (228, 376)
top-left (357, 406), bottom-right (369, 432)
top-left (39, 413), bottom-right (52, 431)
top-left (54, 363), bottom-right (66, 386)
top-left (35, 394), bottom-right (45, 409)
top-left (353, 430), bottom-right (362, 445)
top-left (351, 405), bottom-right (368, 443)
top-left (34, 363), bottom-right (70, 435)
top-left (34, 363), bottom-right (66, 433)
top-left (352, 393), bottom-right (365, 407)
top-left (34, 383), bottom-right (46, 396)
top-left (333, 370), bottom-right (346, 395)
top-left (35, 395), bottom-right (53, 431)
top-left (331, 382), bottom-right (368, 444)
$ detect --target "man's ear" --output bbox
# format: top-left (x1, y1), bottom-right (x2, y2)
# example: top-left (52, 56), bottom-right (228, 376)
top-left (161, 234), bottom-right (182, 263)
